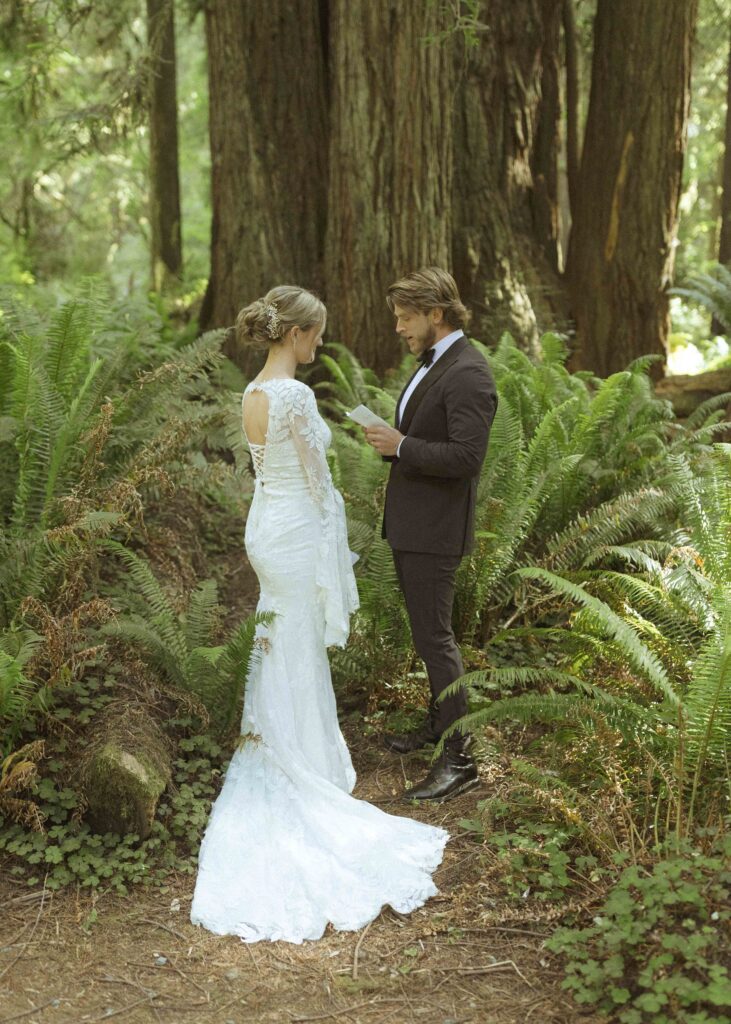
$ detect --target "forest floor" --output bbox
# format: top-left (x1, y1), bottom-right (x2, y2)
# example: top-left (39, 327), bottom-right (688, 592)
top-left (0, 731), bottom-right (604, 1024)
top-left (0, 507), bottom-right (605, 1024)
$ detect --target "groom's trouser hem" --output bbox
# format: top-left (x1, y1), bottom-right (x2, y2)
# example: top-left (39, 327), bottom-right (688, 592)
top-left (391, 548), bottom-right (467, 741)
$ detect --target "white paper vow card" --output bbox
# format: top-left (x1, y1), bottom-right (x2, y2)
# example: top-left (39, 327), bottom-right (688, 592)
top-left (346, 404), bottom-right (391, 430)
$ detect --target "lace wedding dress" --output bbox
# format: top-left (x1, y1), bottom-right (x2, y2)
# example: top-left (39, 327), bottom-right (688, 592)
top-left (190, 377), bottom-right (449, 943)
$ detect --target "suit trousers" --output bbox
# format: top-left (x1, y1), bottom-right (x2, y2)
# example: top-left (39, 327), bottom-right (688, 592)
top-left (392, 549), bottom-right (468, 743)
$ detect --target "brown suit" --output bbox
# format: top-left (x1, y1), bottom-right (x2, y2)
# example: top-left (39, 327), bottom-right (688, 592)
top-left (383, 336), bottom-right (498, 740)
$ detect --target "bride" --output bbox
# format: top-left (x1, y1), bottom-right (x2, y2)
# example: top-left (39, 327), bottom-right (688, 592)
top-left (190, 285), bottom-right (449, 943)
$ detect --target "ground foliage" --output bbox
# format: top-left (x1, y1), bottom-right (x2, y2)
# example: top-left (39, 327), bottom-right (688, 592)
top-left (547, 836), bottom-right (731, 1023)
top-left (0, 294), bottom-right (729, 1019)
top-left (0, 730), bottom-right (606, 1024)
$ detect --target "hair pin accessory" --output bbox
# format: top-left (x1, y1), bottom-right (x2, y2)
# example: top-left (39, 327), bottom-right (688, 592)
top-left (264, 303), bottom-right (283, 339)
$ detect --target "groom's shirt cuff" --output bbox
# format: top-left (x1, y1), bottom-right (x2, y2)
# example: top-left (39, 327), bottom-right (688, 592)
top-left (396, 437), bottom-right (405, 458)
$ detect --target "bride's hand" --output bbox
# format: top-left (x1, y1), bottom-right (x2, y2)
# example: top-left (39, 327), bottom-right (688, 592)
top-left (363, 425), bottom-right (404, 457)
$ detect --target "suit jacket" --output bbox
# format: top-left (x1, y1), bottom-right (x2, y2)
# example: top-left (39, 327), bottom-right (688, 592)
top-left (382, 336), bottom-right (498, 556)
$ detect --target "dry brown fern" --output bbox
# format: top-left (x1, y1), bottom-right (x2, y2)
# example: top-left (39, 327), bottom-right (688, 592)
top-left (0, 740), bottom-right (47, 832)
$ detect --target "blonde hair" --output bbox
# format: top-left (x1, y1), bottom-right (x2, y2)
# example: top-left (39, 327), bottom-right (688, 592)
top-left (235, 285), bottom-right (326, 349)
top-left (386, 266), bottom-right (470, 330)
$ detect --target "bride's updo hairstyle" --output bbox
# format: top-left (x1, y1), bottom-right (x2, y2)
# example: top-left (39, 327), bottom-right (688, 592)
top-left (235, 285), bottom-right (326, 350)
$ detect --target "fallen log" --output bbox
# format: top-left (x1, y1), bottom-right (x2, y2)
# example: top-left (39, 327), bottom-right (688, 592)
top-left (79, 702), bottom-right (173, 839)
top-left (654, 366), bottom-right (731, 419)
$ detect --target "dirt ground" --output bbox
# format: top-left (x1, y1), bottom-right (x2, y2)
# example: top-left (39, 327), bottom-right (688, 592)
top-left (0, 523), bottom-right (604, 1024)
top-left (0, 726), bottom-right (606, 1024)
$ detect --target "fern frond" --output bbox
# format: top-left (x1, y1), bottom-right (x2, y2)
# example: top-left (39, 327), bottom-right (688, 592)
top-left (592, 570), bottom-right (705, 648)
top-left (538, 332), bottom-right (570, 366)
top-left (441, 681), bottom-right (671, 763)
top-left (222, 392), bottom-right (253, 473)
top-left (514, 566), bottom-right (678, 704)
top-left (670, 264), bottom-right (731, 332)
top-left (544, 487), bottom-right (675, 573)
top-left (102, 618), bottom-right (188, 689)
top-left (684, 586), bottom-right (731, 770)
top-left (684, 391), bottom-right (731, 431)
top-left (215, 610), bottom-right (276, 731)
top-left (441, 665), bottom-right (586, 698)
top-left (357, 537), bottom-right (403, 638)
top-left (184, 580), bottom-right (221, 653)
top-left (41, 358), bottom-right (104, 526)
top-left (101, 541), bottom-right (188, 670)
top-left (583, 543), bottom-right (666, 575)
top-left (0, 629), bottom-right (44, 723)
top-left (45, 298), bottom-right (95, 399)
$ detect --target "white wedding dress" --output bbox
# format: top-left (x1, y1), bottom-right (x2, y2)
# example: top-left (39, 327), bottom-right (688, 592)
top-left (190, 377), bottom-right (449, 943)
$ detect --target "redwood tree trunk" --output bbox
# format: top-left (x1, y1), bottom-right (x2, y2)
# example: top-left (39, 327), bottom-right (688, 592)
top-left (325, 0), bottom-right (454, 374)
top-left (562, 0), bottom-right (581, 217)
top-left (147, 0), bottom-right (182, 291)
top-left (719, 28), bottom-right (731, 265)
top-left (713, 26), bottom-right (731, 335)
top-left (531, 0), bottom-right (562, 273)
top-left (200, 0), bottom-right (328, 356)
top-left (566, 0), bottom-right (697, 378)
top-left (451, 0), bottom-right (565, 352)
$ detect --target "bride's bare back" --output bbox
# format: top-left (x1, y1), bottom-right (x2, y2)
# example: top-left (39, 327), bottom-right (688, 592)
top-left (242, 387), bottom-right (270, 446)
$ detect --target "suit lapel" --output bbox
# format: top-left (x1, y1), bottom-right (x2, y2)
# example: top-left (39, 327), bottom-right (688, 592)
top-left (394, 366), bottom-right (422, 427)
top-left (399, 336), bottom-right (469, 435)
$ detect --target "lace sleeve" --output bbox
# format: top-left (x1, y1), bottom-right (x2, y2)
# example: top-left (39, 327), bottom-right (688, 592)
top-left (279, 383), bottom-right (359, 647)
top-left (281, 384), bottom-right (332, 509)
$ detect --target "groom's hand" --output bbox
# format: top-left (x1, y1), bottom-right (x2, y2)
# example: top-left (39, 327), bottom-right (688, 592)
top-left (364, 425), bottom-right (404, 457)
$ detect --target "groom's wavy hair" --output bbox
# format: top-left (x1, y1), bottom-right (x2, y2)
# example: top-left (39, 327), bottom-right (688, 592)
top-left (386, 267), bottom-right (471, 331)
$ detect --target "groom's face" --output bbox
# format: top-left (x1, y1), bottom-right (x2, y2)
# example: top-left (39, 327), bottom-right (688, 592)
top-left (393, 304), bottom-right (438, 357)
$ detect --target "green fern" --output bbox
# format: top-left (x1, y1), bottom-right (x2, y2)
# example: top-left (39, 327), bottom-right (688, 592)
top-left (45, 297), bottom-right (97, 399)
top-left (102, 541), bottom-right (191, 676)
top-left (670, 262), bottom-right (731, 332)
top-left (0, 294), bottom-right (229, 631)
top-left (0, 627), bottom-right (45, 752)
top-left (184, 580), bottom-right (222, 654)
top-left (356, 536), bottom-right (408, 644)
top-left (214, 612), bottom-right (275, 732)
top-left (314, 342), bottom-right (397, 423)
top-left (514, 566), bottom-right (678, 704)
top-left (684, 586), bottom-right (731, 771)
top-left (101, 541), bottom-right (272, 731)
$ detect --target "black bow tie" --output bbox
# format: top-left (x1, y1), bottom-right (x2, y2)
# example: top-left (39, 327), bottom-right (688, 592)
top-left (417, 347), bottom-right (435, 367)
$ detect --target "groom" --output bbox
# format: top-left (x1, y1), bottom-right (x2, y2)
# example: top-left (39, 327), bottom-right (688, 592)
top-left (364, 267), bottom-right (498, 803)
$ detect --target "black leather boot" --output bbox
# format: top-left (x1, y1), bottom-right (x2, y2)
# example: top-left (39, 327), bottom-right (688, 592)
top-left (383, 722), bottom-right (439, 754)
top-left (402, 739), bottom-right (478, 803)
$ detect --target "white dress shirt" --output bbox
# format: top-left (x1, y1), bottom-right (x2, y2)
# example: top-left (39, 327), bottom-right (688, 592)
top-left (396, 329), bottom-right (464, 456)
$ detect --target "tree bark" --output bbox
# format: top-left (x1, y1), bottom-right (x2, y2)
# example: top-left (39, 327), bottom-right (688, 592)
top-left (531, 0), bottom-right (562, 273)
top-left (566, 0), bottom-right (698, 379)
top-left (200, 0), bottom-right (573, 372)
top-left (713, 26), bottom-right (731, 335)
top-left (147, 0), bottom-right (182, 291)
top-left (200, 0), bottom-right (328, 363)
top-left (718, 28), bottom-right (731, 266)
top-left (325, 0), bottom-right (454, 374)
top-left (562, 0), bottom-right (580, 216)
top-left (451, 0), bottom-right (566, 352)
